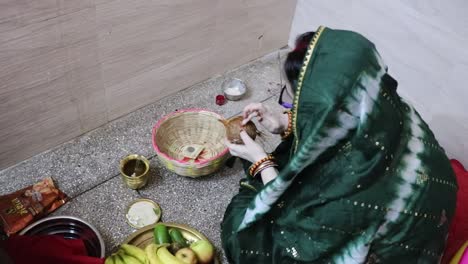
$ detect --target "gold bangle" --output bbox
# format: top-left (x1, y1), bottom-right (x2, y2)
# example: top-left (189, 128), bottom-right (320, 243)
top-left (249, 155), bottom-right (274, 176)
top-left (252, 161), bottom-right (278, 177)
top-left (252, 160), bottom-right (274, 176)
top-left (248, 155), bottom-right (275, 176)
top-left (281, 111), bottom-right (293, 139)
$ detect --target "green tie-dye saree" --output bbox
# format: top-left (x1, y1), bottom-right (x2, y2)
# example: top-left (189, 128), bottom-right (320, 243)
top-left (221, 26), bottom-right (457, 263)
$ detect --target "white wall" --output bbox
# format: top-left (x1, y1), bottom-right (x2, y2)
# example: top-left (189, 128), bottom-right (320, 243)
top-left (289, 0), bottom-right (468, 165)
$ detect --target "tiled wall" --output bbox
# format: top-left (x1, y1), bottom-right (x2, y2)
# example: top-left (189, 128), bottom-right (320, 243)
top-left (0, 0), bottom-right (296, 169)
top-left (289, 0), bottom-right (468, 165)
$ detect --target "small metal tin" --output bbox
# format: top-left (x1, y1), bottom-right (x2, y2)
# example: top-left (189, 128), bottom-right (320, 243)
top-left (222, 78), bottom-right (247, 101)
top-left (120, 154), bottom-right (150, 190)
top-left (125, 198), bottom-right (162, 229)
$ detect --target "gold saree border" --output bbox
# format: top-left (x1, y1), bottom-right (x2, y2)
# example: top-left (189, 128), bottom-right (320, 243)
top-left (293, 26), bottom-right (325, 153)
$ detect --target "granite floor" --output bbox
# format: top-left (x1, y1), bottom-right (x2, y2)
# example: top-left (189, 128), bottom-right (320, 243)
top-left (0, 49), bottom-right (289, 263)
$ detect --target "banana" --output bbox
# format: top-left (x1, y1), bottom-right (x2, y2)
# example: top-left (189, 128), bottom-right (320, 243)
top-left (145, 244), bottom-right (163, 264)
top-left (105, 255), bottom-right (115, 264)
top-left (119, 252), bottom-right (143, 264)
top-left (121, 244), bottom-right (147, 263)
top-left (113, 252), bottom-right (126, 264)
top-left (156, 245), bottom-right (185, 264)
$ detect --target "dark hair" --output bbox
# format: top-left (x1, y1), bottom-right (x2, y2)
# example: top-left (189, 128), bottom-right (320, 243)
top-left (284, 32), bottom-right (315, 90)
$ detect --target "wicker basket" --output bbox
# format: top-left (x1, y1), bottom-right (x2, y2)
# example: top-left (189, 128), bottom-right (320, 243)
top-left (152, 109), bottom-right (230, 177)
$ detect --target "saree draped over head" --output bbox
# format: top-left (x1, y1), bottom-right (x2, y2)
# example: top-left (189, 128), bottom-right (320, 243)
top-left (221, 26), bottom-right (457, 264)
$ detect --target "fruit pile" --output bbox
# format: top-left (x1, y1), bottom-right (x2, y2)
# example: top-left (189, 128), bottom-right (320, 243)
top-left (105, 224), bottom-right (215, 264)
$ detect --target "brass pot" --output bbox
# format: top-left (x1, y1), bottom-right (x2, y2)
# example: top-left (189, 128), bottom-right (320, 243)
top-left (120, 154), bottom-right (150, 190)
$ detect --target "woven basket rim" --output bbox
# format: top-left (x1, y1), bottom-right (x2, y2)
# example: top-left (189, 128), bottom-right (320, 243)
top-left (152, 108), bottom-right (229, 166)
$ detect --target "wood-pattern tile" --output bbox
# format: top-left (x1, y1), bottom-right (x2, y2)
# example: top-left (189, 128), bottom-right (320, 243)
top-left (0, 0), bottom-right (296, 168)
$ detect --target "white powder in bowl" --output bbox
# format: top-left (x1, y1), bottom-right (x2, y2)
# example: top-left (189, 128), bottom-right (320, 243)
top-left (126, 201), bottom-right (159, 228)
top-left (224, 87), bottom-right (243, 96)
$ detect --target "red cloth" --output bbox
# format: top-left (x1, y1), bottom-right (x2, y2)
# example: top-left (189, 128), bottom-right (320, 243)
top-left (442, 159), bottom-right (468, 263)
top-left (0, 235), bottom-right (104, 264)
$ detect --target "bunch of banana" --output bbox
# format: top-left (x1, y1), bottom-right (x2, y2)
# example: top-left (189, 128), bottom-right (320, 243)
top-left (150, 224), bottom-right (214, 264)
top-left (146, 243), bottom-right (190, 264)
top-left (105, 224), bottom-right (214, 264)
top-left (105, 244), bottom-right (147, 264)
top-left (146, 224), bottom-right (197, 264)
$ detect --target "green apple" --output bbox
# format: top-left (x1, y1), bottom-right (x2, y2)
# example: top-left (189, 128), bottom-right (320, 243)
top-left (190, 240), bottom-right (214, 264)
top-left (175, 247), bottom-right (198, 264)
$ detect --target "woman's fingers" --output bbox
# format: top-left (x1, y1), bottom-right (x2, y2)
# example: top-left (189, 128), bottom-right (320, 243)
top-left (239, 131), bottom-right (255, 145)
top-left (242, 112), bottom-right (258, 125)
top-left (224, 133), bottom-right (266, 162)
top-left (225, 142), bottom-right (237, 156)
top-left (243, 103), bottom-right (264, 118)
top-left (242, 103), bottom-right (267, 125)
top-left (224, 139), bottom-right (238, 149)
top-left (224, 138), bottom-right (243, 156)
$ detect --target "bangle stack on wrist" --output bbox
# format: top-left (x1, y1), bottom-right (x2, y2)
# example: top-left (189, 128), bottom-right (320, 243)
top-left (281, 111), bottom-right (293, 140)
top-left (248, 154), bottom-right (278, 177)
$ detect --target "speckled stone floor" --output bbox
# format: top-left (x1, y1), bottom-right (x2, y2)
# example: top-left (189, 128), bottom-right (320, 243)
top-left (0, 49), bottom-right (289, 263)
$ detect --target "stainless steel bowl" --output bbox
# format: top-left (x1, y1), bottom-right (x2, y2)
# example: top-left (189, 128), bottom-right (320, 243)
top-left (19, 216), bottom-right (105, 258)
top-left (222, 78), bottom-right (247, 101)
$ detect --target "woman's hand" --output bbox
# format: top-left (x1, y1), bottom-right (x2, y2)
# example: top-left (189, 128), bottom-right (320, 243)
top-left (242, 103), bottom-right (289, 134)
top-left (225, 131), bottom-right (280, 184)
top-left (225, 131), bottom-right (268, 163)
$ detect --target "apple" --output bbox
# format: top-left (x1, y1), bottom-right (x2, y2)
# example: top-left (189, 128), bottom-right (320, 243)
top-left (175, 248), bottom-right (198, 264)
top-left (190, 240), bottom-right (214, 264)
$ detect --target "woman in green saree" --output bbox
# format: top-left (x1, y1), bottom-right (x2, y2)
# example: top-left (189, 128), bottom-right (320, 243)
top-left (221, 26), bottom-right (457, 263)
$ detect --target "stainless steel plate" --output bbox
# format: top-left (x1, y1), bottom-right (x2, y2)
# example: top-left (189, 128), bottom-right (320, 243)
top-left (19, 216), bottom-right (105, 258)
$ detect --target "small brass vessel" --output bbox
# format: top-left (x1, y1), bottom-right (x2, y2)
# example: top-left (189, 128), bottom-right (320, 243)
top-left (120, 154), bottom-right (150, 190)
